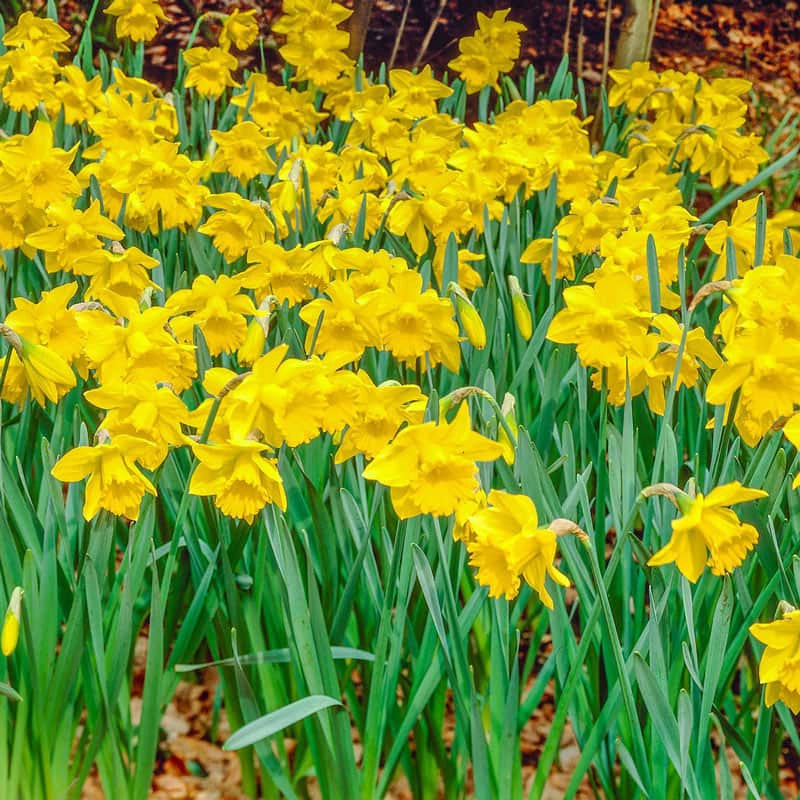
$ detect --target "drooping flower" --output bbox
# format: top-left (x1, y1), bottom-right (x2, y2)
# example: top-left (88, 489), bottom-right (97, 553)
top-left (467, 490), bottom-right (570, 606)
top-left (189, 439), bottom-right (287, 522)
top-left (647, 481), bottom-right (767, 582)
top-left (183, 46), bottom-right (240, 98)
top-left (104, 0), bottom-right (168, 42)
top-left (750, 606), bottom-right (800, 713)
top-left (51, 435), bottom-right (157, 521)
top-left (219, 8), bottom-right (259, 51)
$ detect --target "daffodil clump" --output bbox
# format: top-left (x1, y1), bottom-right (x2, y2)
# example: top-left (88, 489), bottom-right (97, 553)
top-left (0, 1), bottom-right (799, 795)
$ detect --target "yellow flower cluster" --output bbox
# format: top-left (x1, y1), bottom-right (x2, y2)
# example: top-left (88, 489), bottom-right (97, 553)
top-left (274, 0), bottom-right (354, 90)
top-left (448, 9), bottom-right (525, 94)
top-left (608, 62), bottom-right (769, 188)
top-left (702, 251), bottom-right (800, 450)
top-left (0, 1), bottom-right (792, 628)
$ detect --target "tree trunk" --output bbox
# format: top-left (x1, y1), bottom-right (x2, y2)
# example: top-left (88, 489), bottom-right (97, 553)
top-left (613, 0), bottom-right (651, 68)
top-left (347, 0), bottom-right (377, 60)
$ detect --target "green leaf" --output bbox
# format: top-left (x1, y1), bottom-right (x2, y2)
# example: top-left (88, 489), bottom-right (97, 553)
top-left (0, 683), bottom-right (21, 702)
top-left (633, 654), bottom-right (702, 799)
top-left (224, 696), bottom-right (343, 751)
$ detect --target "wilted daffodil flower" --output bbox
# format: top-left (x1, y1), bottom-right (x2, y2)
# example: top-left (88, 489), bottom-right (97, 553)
top-left (645, 480), bottom-right (767, 582)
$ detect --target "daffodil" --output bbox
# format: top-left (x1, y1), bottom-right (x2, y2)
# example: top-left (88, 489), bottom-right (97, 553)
top-left (51, 435), bottom-right (157, 521)
top-left (25, 200), bottom-right (124, 274)
top-left (362, 403), bottom-right (502, 519)
top-left (467, 490), bottom-right (570, 606)
top-left (219, 8), bottom-right (259, 51)
top-left (647, 481), bottom-right (767, 582)
top-left (334, 372), bottom-right (425, 463)
top-left (299, 280), bottom-right (382, 362)
top-left (371, 270), bottom-right (461, 373)
top-left (3, 11), bottom-right (70, 54)
top-left (183, 46), bottom-right (240, 98)
top-left (198, 194), bottom-right (274, 262)
top-left (84, 382), bottom-right (191, 470)
top-left (189, 439), bottom-right (287, 522)
top-left (448, 9), bottom-right (525, 93)
top-left (166, 274), bottom-right (258, 356)
top-left (750, 606), bottom-right (800, 713)
top-left (79, 245), bottom-right (160, 302)
top-left (104, 0), bottom-right (168, 42)
top-left (210, 122), bottom-right (277, 183)
top-left (0, 121), bottom-right (80, 210)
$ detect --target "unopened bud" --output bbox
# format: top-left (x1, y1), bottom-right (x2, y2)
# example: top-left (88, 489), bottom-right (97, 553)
top-left (507, 276), bottom-right (532, 340)
top-left (238, 319), bottom-right (266, 365)
top-left (448, 283), bottom-right (486, 350)
top-left (497, 392), bottom-right (517, 465)
top-left (2, 587), bottom-right (23, 657)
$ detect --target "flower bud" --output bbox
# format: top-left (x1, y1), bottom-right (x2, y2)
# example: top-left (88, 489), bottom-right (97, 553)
top-left (497, 392), bottom-right (517, 465)
top-left (238, 319), bottom-right (266, 365)
top-left (448, 283), bottom-right (486, 350)
top-left (2, 588), bottom-right (23, 657)
top-left (507, 276), bottom-right (532, 340)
